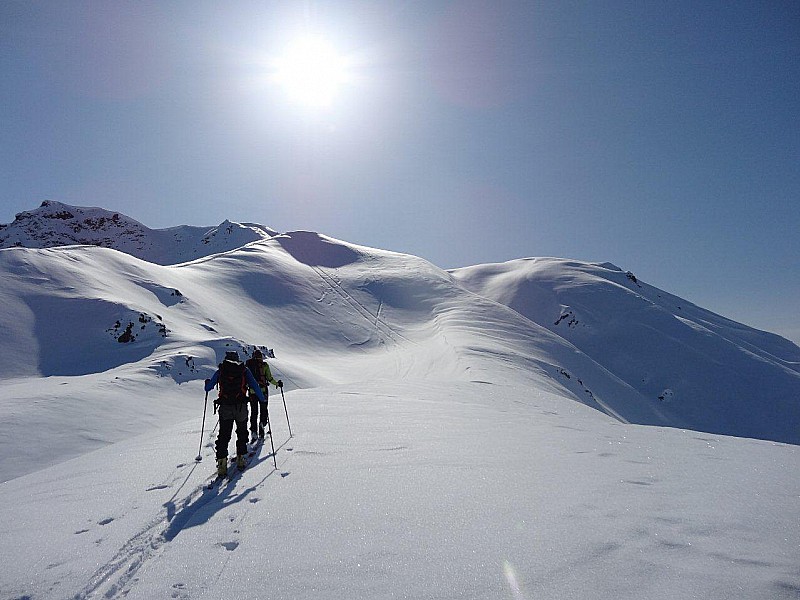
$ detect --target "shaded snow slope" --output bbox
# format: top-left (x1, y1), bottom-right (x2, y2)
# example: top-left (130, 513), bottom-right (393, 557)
top-left (451, 258), bottom-right (800, 445)
top-left (0, 200), bottom-right (277, 265)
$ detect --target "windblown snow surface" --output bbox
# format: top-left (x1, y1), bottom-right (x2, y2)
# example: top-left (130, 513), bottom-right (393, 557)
top-left (0, 221), bottom-right (798, 599)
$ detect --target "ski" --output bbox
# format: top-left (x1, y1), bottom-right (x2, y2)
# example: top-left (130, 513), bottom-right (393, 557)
top-left (206, 473), bottom-right (227, 490)
top-left (205, 439), bottom-right (263, 490)
top-left (205, 462), bottom-right (244, 490)
top-left (248, 440), bottom-right (262, 457)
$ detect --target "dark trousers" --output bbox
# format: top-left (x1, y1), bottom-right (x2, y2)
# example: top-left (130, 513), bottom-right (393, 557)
top-left (248, 390), bottom-right (269, 432)
top-left (216, 403), bottom-right (248, 459)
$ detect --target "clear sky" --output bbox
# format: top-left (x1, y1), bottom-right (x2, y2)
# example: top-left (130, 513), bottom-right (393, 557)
top-left (2, 1), bottom-right (798, 344)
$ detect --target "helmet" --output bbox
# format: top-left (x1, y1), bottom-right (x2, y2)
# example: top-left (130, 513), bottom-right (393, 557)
top-left (253, 349), bottom-right (263, 359)
top-left (224, 350), bottom-right (240, 362)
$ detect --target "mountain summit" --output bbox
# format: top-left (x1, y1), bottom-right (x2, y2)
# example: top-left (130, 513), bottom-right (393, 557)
top-left (0, 200), bottom-right (277, 265)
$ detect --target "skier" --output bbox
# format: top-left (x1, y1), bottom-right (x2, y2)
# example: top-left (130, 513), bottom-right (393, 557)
top-left (245, 349), bottom-right (283, 442)
top-left (204, 351), bottom-right (267, 477)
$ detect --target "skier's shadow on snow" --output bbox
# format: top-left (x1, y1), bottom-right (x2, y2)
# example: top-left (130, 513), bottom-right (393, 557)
top-left (162, 440), bottom-right (290, 542)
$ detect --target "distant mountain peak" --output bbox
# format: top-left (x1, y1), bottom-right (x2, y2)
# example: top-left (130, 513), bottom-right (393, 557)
top-left (0, 200), bottom-right (278, 265)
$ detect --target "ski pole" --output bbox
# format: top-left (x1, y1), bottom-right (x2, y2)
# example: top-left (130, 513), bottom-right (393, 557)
top-left (280, 385), bottom-right (293, 437)
top-left (196, 390), bottom-right (208, 462)
top-left (264, 402), bottom-right (278, 470)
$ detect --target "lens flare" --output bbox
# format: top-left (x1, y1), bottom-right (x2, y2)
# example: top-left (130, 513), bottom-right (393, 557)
top-left (503, 560), bottom-right (525, 599)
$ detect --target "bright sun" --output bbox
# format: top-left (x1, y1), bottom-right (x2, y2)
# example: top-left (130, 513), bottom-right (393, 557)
top-left (272, 35), bottom-right (351, 108)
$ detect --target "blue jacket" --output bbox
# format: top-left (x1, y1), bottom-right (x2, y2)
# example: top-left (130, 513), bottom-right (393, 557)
top-left (205, 364), bottom-right (267, 403)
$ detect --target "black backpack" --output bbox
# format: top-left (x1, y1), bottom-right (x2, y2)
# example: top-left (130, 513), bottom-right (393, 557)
top-left (246, 357), bottom-right (266, 388)
top-left (217, 359), bottom-right (248, 404)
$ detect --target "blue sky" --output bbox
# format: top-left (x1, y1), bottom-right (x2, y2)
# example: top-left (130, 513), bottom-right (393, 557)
top-left (2, 1), bottom-right (798, 344)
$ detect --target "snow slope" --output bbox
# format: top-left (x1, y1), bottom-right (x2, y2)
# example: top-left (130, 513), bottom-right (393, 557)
top-left (0, 232), bottom-right (655, 480)
top-left (1, 206), bottom-right (799, 599)
top-left (1, 382), bottom-right (798, 600)
top-left (452, 258), bottom-right (800, 444)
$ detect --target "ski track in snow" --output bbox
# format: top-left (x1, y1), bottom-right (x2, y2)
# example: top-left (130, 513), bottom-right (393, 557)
top-left (309, 263), bottom-right (414, 347)
top-left (72, 439), bottom-right (287, 600)
top-left (306, 263), bottom-right (424, 380)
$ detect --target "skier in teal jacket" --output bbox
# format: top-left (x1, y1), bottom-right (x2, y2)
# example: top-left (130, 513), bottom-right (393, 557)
top-left (245, 348), bottom-right (283, 441)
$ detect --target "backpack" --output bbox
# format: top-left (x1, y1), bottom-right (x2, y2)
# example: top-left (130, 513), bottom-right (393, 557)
top-left (217, 359), bottom-right (248, 405)
top-left (246, 357), bottom-right (266, 388)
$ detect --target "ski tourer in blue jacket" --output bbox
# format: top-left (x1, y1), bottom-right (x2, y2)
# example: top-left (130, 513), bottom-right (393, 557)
top-left (204, 351), bottom-right (266, 476)
top-left (204, 362), bottom-right (266, 403)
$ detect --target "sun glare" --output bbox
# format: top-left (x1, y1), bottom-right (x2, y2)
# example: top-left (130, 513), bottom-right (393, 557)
top-left (272, 35), bottom-right (351, 108)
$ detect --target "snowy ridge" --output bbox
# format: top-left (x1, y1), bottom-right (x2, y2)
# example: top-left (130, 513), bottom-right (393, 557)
top-left (1, 207), bottom-right (799, 482)
top-left (1, 204), bottom-right (799, 599)
top-left (452, 257), bottom-right (800, 444)
top-left (1, 232), bottom-right (798, 482)
top-left (0, 200), bottom-right (277, 265)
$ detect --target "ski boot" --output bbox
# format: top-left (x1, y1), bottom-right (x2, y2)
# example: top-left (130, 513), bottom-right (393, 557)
top-left (236, 454), bottom-right (247, 470)
top-left (251, 429), bottom-right (259, 443)
top-left (258, 424), bottom-right (265, 440)
top-left (216, 457), bottom-right (227, 477)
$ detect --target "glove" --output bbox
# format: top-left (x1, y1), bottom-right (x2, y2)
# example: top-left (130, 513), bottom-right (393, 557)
top-left (277, 380), bottom-right (283, 388)
top-left (204, 378), bottom-right (211, 386)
